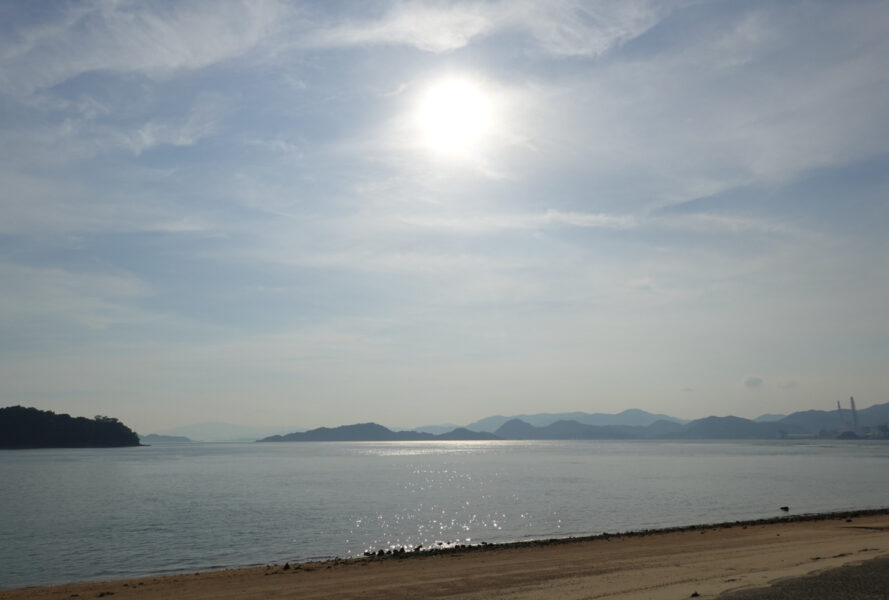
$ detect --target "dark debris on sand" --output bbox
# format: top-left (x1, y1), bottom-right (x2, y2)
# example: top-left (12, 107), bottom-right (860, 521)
top-left (719, 555), bottom-right (889, 600)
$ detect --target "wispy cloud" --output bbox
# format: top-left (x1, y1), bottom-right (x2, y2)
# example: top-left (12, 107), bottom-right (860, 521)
top-left (304, 3), bottom-right (493, 53)
top-left (0, 0), bottom-right (286, 96)
top-left (117, 95), bottom-right (225, 155)
top-left (294, 249), bottom-right (520, 273)
top-left (400, 209), bottom-right (636, 233)
top-left (305, 0), bottom-right (676, 56)
top-left (514, 1), bottom-right (889, 211)
top-left (0, 262), bottom-right (152, 333)
top-left (12, 95), bottom-right (225, 160)
top-left (509, 0), bottom-right (678, 57)
top-left (653, 213), bottom-right (802, 237)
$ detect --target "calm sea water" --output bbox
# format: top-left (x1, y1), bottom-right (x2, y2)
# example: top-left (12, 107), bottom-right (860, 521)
top-left (1, 440), bottom-right (888, 589)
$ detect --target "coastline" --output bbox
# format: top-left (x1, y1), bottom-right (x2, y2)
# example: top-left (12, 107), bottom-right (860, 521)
top-left (3, 509), bottom-right (889, 599)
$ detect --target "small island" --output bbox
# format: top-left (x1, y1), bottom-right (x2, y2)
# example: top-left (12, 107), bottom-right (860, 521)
top-left (0, 406), bottom-right (141, 449)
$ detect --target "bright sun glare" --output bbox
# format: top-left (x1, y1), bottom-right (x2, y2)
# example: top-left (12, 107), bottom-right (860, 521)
top-left (415, 77), bottom-right (493, 158)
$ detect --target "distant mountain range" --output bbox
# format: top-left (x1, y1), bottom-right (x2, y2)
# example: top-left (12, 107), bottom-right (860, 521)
top-left (463, 408), bottom-right (686, 433)
top-left (259, 401), bottom-right (889, 443)
top-left (753, 413), bottom-right (787, 423)
top-left (139, 433), bottom-right (193, 444)
top-left (413, 423), bottom-right (461, 435)
top-left (259, 423), bottom-right (498, 443)
top-left (154, 422), bottom-right (301, 442)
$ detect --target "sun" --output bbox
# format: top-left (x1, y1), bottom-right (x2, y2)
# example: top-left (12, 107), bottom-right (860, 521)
top-left (415, 77), bottom-right (494, 158)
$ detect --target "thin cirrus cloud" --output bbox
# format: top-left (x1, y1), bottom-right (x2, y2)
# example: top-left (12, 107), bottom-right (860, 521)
top-left (399, 210), bottom-right (636, 233)
top-left (304, 0), bottom-right (677, 56)
top-left (303, 3), bottom-right (493, 53)
top-left (13, 97), bottom-right (223, 160)
top-left (507, 1), bottom-right (889, 209)
top-left (0, 261), bottom-right (153, 334)
top-left (0, 0), bottom-right (286, 96)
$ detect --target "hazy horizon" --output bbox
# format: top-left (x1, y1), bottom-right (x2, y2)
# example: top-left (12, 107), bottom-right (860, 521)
top-left (2, 1), bottom-right (887, 435)
top-left (144, 397), bottom-right (881, 437)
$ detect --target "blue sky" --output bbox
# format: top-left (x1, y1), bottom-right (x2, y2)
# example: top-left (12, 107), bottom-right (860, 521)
top-left (1, 0), bottom-right (887, 433)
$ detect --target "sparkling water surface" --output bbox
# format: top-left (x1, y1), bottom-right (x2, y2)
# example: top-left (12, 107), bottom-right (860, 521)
top-left (2, 440), bottom-right (888, 589)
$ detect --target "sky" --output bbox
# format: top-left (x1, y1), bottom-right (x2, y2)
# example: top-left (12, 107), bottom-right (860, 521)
top-left (1, 0), bottom-right (888, 434)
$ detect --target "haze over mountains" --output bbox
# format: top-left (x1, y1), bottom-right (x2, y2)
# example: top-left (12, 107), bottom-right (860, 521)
top-left (146, 401), bottom-right (889, 442)
top-left (457, 409), bottom-right (687, 434)
top-left (260, 423), bottom-right (499, 443)
top-left (154, 422), bottom-right (300, 442)
top-left (158, 409), bottom-right (686, 441)
top-left (140, 434), bottom-right (193, 444)
top-left (255, 401), bottom-right (889, 443)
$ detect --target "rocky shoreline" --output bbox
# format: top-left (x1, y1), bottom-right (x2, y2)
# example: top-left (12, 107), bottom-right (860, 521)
top-left (349, 507), bottom-right (889, 563)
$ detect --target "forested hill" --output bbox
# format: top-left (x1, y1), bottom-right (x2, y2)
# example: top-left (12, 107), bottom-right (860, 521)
top-left (0, 406), bottom-right (141, 449)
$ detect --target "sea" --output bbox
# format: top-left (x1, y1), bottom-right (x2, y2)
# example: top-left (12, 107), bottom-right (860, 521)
top-left (2, 439), bottom-right (888, 590)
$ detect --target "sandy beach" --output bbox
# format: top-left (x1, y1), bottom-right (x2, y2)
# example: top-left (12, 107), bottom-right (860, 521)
top-left (3, 512), bottom-right (888, 600)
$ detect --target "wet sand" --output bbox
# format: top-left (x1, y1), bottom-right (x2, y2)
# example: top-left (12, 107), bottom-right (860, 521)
top-left (3, 512), bottom-right (888, 600)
